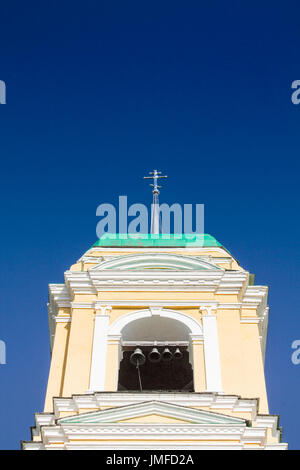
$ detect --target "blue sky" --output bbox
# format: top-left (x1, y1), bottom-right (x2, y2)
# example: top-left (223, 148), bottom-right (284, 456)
top-left (0, 1), bottom-right (300, 449)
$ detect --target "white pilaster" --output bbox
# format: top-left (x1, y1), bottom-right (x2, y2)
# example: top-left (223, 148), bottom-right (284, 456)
top-left (89, 307), bottom-right (111, 391)
top-left (201, 307), bottom-right (223, 392)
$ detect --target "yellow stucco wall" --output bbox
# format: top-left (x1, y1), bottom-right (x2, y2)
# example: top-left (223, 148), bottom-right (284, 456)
top-left (45, 244), bottom-right (269, 421)
top-left (241, 322), bottom-right (269, 413)
top-left (44, 320), bottom-right (70, 412)
top-left (62, 308), bottom-right (94, 397)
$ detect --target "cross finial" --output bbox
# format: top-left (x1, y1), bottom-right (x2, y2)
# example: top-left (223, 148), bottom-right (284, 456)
top-left (143, 170), bottom-right (168, 234)
top-left (143, 170), bottom-right (168, 195)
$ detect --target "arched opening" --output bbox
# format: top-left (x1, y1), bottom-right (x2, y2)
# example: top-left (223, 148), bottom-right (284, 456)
top-left (117, 315), bottom-right (194, 392)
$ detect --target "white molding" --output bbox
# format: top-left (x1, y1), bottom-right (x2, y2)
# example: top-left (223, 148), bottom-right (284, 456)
top-left (108, 334), bottom-right (122, 342)
top-left (108, 308), bottom-right (203, 337)
top-left (122, 341), bottom-right (189, 347)
top-left (240, 318), bottom-right (260, 324)
top-left (90, 253), bottom-right (222, 272)
top-left (55, 317), bottom-right (71, 323)
top-left (71, 300), bottom-right (245, 312)
top-left (70, 302), bottom-right (95, 309)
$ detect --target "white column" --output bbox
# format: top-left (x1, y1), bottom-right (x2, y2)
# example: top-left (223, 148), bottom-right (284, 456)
top-left (201, 308), bottom-right (223, 392)
top-left (89, 308), bottom-right (111, 392)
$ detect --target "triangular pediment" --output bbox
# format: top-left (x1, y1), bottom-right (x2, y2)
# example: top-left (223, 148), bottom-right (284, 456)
top-left (58, 401), bottom-right (245, 426)
top-left (117, 414), bottom-right (192, 424)
top-left (90, 253), bottom-right (221, 271)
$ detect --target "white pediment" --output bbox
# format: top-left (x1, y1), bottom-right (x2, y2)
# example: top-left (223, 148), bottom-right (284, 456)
top-left (58, 400), bottom-right (245, 426)
top-left (90, 253), bottom-right (221, 272)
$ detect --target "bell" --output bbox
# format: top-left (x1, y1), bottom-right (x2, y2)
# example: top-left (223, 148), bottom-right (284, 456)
top-left (148, 347), bottom-right (161, 363)
top-left (173, 347), bottom-right (183, 360)
top-left (130, 348), bottom-right (146, 366)
top-left (162, 347), bottom-right (173, 362)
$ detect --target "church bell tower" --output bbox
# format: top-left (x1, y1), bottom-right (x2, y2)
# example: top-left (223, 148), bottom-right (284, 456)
top-left (23, 171), bottom-right (287, 450)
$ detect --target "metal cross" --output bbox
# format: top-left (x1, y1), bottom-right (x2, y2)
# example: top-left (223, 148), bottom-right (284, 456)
top-left (143, 170), bottom-right (168, 195)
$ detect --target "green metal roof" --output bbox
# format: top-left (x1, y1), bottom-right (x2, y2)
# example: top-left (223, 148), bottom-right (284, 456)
top-left (92, 233), bottom-right (222, 248)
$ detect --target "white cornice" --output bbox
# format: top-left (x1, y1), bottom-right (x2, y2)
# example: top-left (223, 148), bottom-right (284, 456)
top-left (38, 422), bottom-right (272, 450)
top-left (84, 246), bottom-right (233, 256)
top-left (63, 269), bottom-right (248, 294)
top-left (51, 392), bottom-right (258, 418)
top-left (59, 400), bottom-right (246, 425)
top-left (24, 392), bottom-right (287, 450)
top-left (256, 415), bottom-right (281, 440)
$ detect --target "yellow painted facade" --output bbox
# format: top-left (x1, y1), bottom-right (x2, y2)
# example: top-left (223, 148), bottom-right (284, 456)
top-left (24, 237), bottom-right (286, 450)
